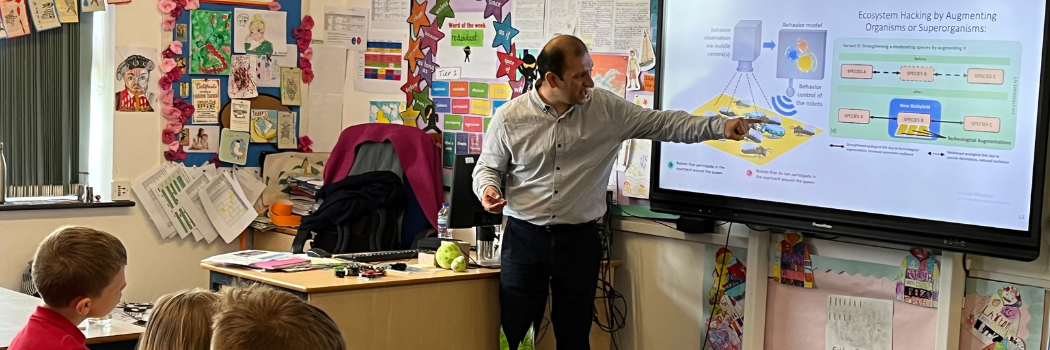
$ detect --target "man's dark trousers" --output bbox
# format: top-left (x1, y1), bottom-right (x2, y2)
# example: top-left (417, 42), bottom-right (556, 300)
top-left (499, 217), bottom-right (603, 349)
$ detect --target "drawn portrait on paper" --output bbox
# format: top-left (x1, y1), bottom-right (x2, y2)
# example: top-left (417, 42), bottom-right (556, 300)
top-left (114, 48), bottom-right (160, 113)
top-left (233, 9), bottom-right (287, 56)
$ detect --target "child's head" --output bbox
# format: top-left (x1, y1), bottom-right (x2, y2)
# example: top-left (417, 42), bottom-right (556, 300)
top-left (212, 285), bottom-right (345, 350)
top-left (32, 226), bottom-right (127, 317)
top-left (139, 289), bottom-right (220, 350)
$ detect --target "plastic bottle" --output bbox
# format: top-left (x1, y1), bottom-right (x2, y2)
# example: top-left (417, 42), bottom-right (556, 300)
top-left (437, 202), bottom-right (451, 239)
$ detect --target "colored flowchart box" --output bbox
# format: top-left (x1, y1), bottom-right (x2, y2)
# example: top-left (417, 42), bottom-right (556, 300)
top-left (471, 99), bottom-right (493, 116)
top-left (452, 99), bottom-right (471, 114)
top-left (434, 98), bottom-right (451, 113)
top-left (469, 82), bottom-right (490, 98)
top-left (450, 82), bottom-right (470, 97)
top-left (431, 81), bottom-right (450, 96)
top-left (464, 117), bottom-right (483, 132)
top-left (489, 83), bottom-right (512, 99)
top-left (444, 115), bottom-right (462, 130)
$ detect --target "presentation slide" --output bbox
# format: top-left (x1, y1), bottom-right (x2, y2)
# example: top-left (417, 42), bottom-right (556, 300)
top-left (658, 0), bottom-right (1046, 230)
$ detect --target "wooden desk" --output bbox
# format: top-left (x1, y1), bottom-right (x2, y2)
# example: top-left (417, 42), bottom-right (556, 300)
top-left (0, 288), bottom-right (142, 350)
top-left (203, 258), bottom-right (620, 350)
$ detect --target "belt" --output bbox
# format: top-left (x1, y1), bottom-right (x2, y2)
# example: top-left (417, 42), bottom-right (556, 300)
top-left (510, 217), bottom-right (598, 232)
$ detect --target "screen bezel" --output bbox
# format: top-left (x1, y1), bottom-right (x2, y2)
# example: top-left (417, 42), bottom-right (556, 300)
top-left (650, 0), bottom-right (1049, 253)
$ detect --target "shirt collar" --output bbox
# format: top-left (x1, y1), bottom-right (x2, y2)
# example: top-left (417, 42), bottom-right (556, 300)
top-left (529, 88), bottom-right (576, 118)
top-left (32, 306), bottom-right (87, 342)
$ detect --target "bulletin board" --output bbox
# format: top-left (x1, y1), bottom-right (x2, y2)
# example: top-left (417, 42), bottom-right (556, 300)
top-left (170, 0), bottom-right (303, 168)
top-left (763, 251), bottom-right (938, 350)
top-left (380, 0), bottom-right (660, 187)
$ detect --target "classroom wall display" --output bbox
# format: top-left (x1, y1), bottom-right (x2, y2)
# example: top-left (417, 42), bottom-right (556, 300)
top-left (79, 0), bottom-right (105, 12)
top-left (764, 252), bottom-right (937, 350)
top-left (181, 126), bottom-right (221, 152)
top-left (0, 0), bottom-right (29, 38)
top-left (25, 0), bottom-right (58, 31)
top-left (959, 279), bottom-right (1045, 350)
top-left (189, 10), bottom-right (233, 75)
top-left (249, 109), bottom-right (278, 143)
top-left (772, 232), bottom-right (814, 288)
top-left (277, 111), bottom-right (297, 149)
top-left (701, 245), bottom-right (747, 350)
top-left (232, 8), bottom-right (288, 56)
top-left (228, 55), bottom-right (259, 98)
top-left (251, 44), bottom-right (297, 88)
top-left (52, 0), bottom-right (76, 23)
top-left (218, 129), bottom-right (250, 165)
top-left (896, 248), bottom-right (940, 308)
top-left (369, 100), bottom-right (407, 124)
top-left (114, 47), bottom-right (161, 113)
top-left (192, 78), bottom-right (221, 123)
top-left (280, 67), bottom-right (302, 105)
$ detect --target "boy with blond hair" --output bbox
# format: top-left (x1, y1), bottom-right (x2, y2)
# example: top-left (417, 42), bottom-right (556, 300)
top-left (10, 226), bottom-right (128, 350)
top-left (212, 284), bottom-right (345, 350)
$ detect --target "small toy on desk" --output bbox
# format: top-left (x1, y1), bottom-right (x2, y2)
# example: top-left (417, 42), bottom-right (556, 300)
top-left (333, 266), bottom-right (346, 278)
top-left (450, 256), bottom-right (467, 272)
top-left (435, 241), bottom-right (464, 269)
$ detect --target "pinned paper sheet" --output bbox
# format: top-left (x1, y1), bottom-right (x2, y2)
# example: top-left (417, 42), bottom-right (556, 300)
top-left (228, 55), bottom-right (259, 99)
top-left (192, 79), bottom-right (221, 124)
top-left (280, 67), bottom-right (302, 106)
top-left (773, 232), bottom-right (814, 288)
top-left (896, 247), bottom-right (940, 308)
top-left (219, 129), bottom-right (250, 165)
top-left (277, 111), bottom-right (298, 149)
top-left (176, 180), bottom-right (219, 243)
top-left (230, 99), bottom-right (251, 132)
top-left (133, 164), bottom-right (179, 238)
top-left (323, 6), bottom-right (368, 50)
top-left (234, 167), bottom-right (266, 207)
top-left (182, 125), bottom-right (220, 153)
top-left (622, 139), bottom-right (651, 199)
top-left (354, 31), bottom-right (405, 93)
top-left (252, 46), bottom-right (297, 88)
top-left (232, 8), bottom-right (288, 56)
top-left (0, 0), bottom-right (30, 38)
top-left (825, 295), bottom-right (893, 350)
top-left (27, 0), bottom-right (59, 31)
top-left (200, 172), bottom-right (258, 244)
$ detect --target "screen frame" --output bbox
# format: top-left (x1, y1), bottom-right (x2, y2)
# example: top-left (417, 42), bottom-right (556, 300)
top-left (649, 0), bottom-right (1050, 259)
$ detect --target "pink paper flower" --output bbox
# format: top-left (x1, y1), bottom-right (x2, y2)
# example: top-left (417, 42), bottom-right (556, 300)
top-left (158, 0), bottom-right (176, 13)
top-left (168, 41), bottom-right (183, 55)
top-left (159, 76), bottom-right (173, 90)
top-left (162, 129), bottom-right (177, 144)
top-left (184, 0), bottom-right (199, 9)
top-left (298, 57), bottom-right (312, 70)
top-left (296, 38), bottom-right (311, 52)
top-left (164, 148), bottom-right (187, 162)
top-left (162, 48), bottom-right (177, 59)
top-left (175, 99), bottom-right (195, 117)
top-left (162, 17), bottom-right (176, 31)
top-left (166, 121), bottom-right (184, 134)
top-left (302, 47), bottom-right (313, 60)
top-left (209, 155), bottom-right (221, 165)
top-left (160, 58), bottom-right (177, 73)
top-left (162, 106), bottom-right (181, 120)
top-left (297, 136), bottom-right (314, 153)
top-left (267, 0), bottom-right (280, 11)
top-left (173, 0), bottom-right (185, 7)
top-left (302, 68), bottom-right (314, 84)
top-left (169, 6), bottom-right (183, 20)
top-left (160, 89), bottom-right (174, 107)
top-left (167, 68), bottom-right (182, 82)
top-left (301, 15), bottom-right (314, 30)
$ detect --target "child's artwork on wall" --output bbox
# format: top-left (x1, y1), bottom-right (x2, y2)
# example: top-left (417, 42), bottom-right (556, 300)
top-left (114, 47), bottom-right (160, 113)
top-left (280, 67), bottom-right (302, 105)
top-left (228, 55), bottom-right (259, 99)
top-left (175, 23), bottom-right (187, 42)
top-left (26, 0), bottom-right (59, 31)
top-left (251, 44), bottom-right (297, 88)
top-left (230, 99), bottom-right (251, 132)
top-left (960, 279), bottom-right (1044, 350)
top-left (702, 246), bottom-right (747, 350)
top-left (773, 232), bottom-right (814, 288)
top-left (181, 126), bottom-right (221, 153)
top-left (53, 0), bottom-right (77, 23)
top-left (590, 53), bottom-right (628, 99)
top-left (250, 109), bottom-right (278, 143)
top-left (80, 0), bottom-right (104, 12)
top-left (1, 0), bottom-right (31, 38)
top-left (896, 248), bottom-right (940, 308)
top-left (190, 10), bottom-right (233, 75)
top-left (218, 129), bottom-right (250, 165)
top-left (277, 111), bottom-right (297, 149)
top-left (0, 16), bottom-right (7, 39)
top-left (232, 8), bottom-right (287, 56)
top-left (369, 100), bottom-right (406, 123)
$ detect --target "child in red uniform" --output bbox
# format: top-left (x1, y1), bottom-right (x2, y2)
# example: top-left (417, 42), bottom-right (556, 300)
top-left (9, 226), bottom-right (128, 350)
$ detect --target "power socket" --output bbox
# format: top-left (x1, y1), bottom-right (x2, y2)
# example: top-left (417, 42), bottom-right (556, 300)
top-left (112, 181), bottom-right (132, 201)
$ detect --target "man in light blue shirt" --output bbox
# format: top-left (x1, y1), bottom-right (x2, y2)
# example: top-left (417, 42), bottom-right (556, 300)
top-left (473, 35), bottom-right (756, 349)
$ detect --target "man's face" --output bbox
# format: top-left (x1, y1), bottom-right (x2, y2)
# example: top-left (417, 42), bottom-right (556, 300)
top-left (123, 68), bottom-right (149, 95)
top-left (88, 266), bottom-right (126, 318)
top-left (552, 53), bottom-right (594, 105)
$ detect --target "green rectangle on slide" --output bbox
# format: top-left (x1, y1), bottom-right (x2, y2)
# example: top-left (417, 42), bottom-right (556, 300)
top-left (483, 117), bottom-right (491, 132)
top-left (837, 53), bottom-right (1011, 65)
top-left (835, 85), bottom-right (1008, 100)
top-left (451, 29), bottom-right (484, 47)
top-left (469, 82), bottom-right (490, 98)
top-left (444, 115), bottom-right (463, 130)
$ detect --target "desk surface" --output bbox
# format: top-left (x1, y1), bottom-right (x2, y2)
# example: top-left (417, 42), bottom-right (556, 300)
top-left (202, 259), bottom-right (501, 294)
top-left (0, 288), bottom-right (142, 349)
top-left (203, 258), bottom-right (621, 294)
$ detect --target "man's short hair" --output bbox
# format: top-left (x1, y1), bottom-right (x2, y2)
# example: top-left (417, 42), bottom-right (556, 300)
top-left (212, 285), bottom-right (345, 350)
top-left (32, 226), bottom-right (127, 307)
top-left (536, 35), bottom-right (589, 87)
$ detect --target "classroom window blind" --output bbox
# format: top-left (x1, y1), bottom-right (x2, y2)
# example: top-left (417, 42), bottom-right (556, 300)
top-left (0, 23), bottom-right (83, 197)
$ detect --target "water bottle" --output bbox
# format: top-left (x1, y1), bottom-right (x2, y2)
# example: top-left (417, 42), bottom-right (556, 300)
top-left (437, 202), bottom-right (450, 239)
top-left (0, 142), bottom-right (6, 204)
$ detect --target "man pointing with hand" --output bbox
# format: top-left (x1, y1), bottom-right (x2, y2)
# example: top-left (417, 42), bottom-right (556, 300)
top-left (472, 35), bottom-right (758, 349)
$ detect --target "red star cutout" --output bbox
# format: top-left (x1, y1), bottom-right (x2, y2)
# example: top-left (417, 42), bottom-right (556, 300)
top-left (404, 35), bottom-right (424, 76)
top-left (407, 0), bottom-right (431, 39)
top-left (401, 74), bottom-right (421, 106)
top-left (495, 51), bottom-right (523, 79)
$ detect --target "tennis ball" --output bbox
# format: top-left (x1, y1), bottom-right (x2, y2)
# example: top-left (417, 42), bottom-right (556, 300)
top-left (435, 242), bottom-right (463, 269)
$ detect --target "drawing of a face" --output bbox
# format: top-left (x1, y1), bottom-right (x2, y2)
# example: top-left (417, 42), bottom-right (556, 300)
top-left (236, 13), bottom-right (248, 27)
top-left (1001, 287), bottom-right (1020, 306)
top-left (123, 68), bottom-right (150, 95)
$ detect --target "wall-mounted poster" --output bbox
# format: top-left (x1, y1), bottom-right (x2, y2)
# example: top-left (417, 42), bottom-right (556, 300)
top-left (114, 47), bottom-right (160, 113)
top-left (232, 8), bottom-right (287, 56)
top-left (190, 10), bottom-right (233, 75)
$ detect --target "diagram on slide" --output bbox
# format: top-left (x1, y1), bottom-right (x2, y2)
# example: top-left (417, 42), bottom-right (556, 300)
top-left (828, 38), bottom-right (1020, 150)
top-left (689, 20), bottom-right (824, 166)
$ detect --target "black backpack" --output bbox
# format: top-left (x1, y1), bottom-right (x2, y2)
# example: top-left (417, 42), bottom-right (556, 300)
top-left (292, 207), bottom-right (401, 254)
